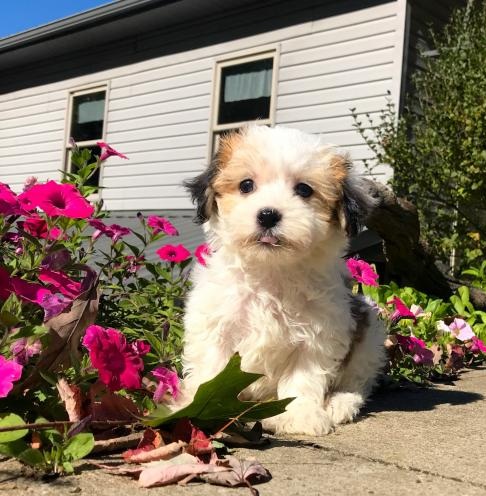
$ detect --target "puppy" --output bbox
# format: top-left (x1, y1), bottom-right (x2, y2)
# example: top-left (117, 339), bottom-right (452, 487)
top-left (182, 124), bottom-right (385, 436)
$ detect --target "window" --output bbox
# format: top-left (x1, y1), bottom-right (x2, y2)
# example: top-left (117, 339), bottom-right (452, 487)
top-left (210, 50), bottom-right (277, 156)
top-left (65, 87), bottom-right (107, 189)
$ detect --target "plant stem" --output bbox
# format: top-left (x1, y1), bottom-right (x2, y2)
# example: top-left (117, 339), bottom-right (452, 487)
top-left (0, 419), bottom-right (138, 433)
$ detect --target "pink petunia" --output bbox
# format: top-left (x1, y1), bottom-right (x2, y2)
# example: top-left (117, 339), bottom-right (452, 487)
top-left (147, 216), bottom-right (179, 236)
top-left (156, 244), bottom-right (191, 263)
top-left (470, 336), bottom-right (486, 354)
top-left (10, 277), bottom-right (51, 305)
top-left (0, 267), bottom-right (12, 300)
top-left (10, 337), bottom-right (42, 365)
top-left (82, 325), bottom-right (149, 392)
top-left (437, 318), bottom-right (475, 342)
top-left (21, 181), bottom-right (93, 219)
top-left (388, 296), bottom-right (417, 324)
top-left (23, 176), bottom-right (38, 192)
top-left (0, 183), bottom-right (22, 216)
top-left (125, 255), bottom-right (145, 273)
top-left (97, 142), bottom-right (128, 161)
top-left (396, 334), bottom-right (434, 366)
top-left (88, 219), bottom-right (131, 243)
top-left (346, 258), bottom-right (379, 287)
top-left (0, 355), bottom-right (23, 398)
top-left (18, 215), bottom-right (63, 240)
top-left (39, 293), bottom-right (73, 320)
top-left (194, 243), bottom-right (211, 267)
top-left (39, 269), bottom-right (81, 299)
top-left (151, 366), bottom-right (180, 402)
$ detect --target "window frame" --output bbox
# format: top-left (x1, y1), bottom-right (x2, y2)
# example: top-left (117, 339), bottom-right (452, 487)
top-left (64, 83), bottom-right (110, 193)
top-left (208, 46), bottom-right (279, 159)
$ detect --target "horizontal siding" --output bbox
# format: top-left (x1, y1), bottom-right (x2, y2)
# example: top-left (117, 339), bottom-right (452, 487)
top-left (0, 0), bottom-right (402, 209)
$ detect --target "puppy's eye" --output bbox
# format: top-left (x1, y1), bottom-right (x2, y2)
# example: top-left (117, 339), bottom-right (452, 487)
top-left (239, 179), bottom-right (255, 194)
top-left (294, 182), bottom-right (314, 198)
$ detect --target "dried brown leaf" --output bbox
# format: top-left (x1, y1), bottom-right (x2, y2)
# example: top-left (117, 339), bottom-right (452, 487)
top-left (124, 440), bottom-right (186, 464)
top-left (57, 378), bottom-right (83, 422)
top-left (90, 386), bottom-right (141, 423)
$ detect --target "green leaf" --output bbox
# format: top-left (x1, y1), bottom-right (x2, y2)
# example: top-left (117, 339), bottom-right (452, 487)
top-left (0, 414), bottom-right (28, 443)
top-left (62, 461), bottom-right (75, 473)
top-left (17, 448), bottom-right (45, 467)
top-left (63, 432), bottom-right (95, 461)
top-left (0, 439), bottom-right (30, 458)
top-left (145, 354), bottom-right (294, 429)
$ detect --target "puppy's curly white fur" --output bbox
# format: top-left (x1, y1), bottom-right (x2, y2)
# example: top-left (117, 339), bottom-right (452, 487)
top-left (181, 125), bottom-right (385, 436)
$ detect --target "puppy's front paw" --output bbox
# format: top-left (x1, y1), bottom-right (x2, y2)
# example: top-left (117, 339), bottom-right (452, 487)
top-left (325, 392), bottom-right (364, 425)
top-left (263, 400), bottom-right (333, 436)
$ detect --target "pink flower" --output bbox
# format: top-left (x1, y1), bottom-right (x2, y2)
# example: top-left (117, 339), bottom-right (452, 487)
top-left (82, 325), bottom-right (149, 392)
top-left (388, 296), bottom-right (417, 324)
top-left (0, 183), bottom-right (21, 216)
top-left (156, 244), bottom-right (191, 263)
top-left (147, 216), bottom-right (179, 236)
top-left (346, 258), bottom-right (379, 287)
top-left (396, 334), bottom-right (434, 366)
top-left (125, 255), bottom-right (144, 273)
top-left (437, 318), bottom-right (475, 341)
top-left (10, 338), bottom-right (42, 365)
top-left (88, 219), bottom-right (131, 243)
top-left (470, 336), bottom-right (486, 354)
top-left (39, 293), bottom-right (73, 320)
top-left (194, 243), bottom-right (211, 266)
top-left (18, 215), bottom-right (63, 240)
top-left (41, 249), bottom-right (71, 271)
top-left (151, 366), bottom-right (180, 402)
top-left (23, 176), bottom-right (38, 192)
top-left (0, 355), bottom-right (23, 398)
top-left (39, 269), bottom-right (81, 299)
top-left (97, 142), bottom-right (128, 161)
top-left (21, 181), bottom-right (94, 219)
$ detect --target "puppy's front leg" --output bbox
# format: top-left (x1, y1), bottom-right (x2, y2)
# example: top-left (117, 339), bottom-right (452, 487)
top-left (264, 349), bottom-right (334, 436)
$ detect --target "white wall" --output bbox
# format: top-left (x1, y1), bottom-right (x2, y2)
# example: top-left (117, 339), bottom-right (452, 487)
top-left (0, 1), bottom-right (403, 211)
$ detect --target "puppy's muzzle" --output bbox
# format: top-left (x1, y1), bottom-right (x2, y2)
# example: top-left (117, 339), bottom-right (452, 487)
top-left (257, 208), bottom-right (282, 229)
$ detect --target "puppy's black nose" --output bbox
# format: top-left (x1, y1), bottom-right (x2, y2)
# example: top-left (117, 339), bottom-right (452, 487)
top-left (257, 208), bottom-right (282, 228)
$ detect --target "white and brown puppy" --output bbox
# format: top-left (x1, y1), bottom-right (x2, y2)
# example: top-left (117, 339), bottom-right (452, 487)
top-left (182, 124), bottom-right (385, 436)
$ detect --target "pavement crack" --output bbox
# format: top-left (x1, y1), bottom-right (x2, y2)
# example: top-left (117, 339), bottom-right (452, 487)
top-left (295, 440), bottom-right (486, 490)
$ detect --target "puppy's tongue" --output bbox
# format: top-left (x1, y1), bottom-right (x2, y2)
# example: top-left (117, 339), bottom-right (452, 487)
top-left (260, 235), bottom-right (279, 245)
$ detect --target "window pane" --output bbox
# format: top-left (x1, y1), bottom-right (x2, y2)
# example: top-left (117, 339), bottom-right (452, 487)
top-left (218, 58), bottom-right (273, 125)
top-left (70, 91), bottom-right (105, 142)
top-left (70, 145), bottom-right (101, 188)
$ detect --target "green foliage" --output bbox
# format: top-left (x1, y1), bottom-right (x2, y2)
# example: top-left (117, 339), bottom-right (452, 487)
top-left (462, 260), bottom-right (486, 290)
top-left (146, 354), bottom-right (294, 429)
top-left (352, 1), bottom-right (486, 269)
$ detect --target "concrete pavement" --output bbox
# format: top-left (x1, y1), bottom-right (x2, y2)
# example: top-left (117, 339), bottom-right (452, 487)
top-left (1, 367), bottom-right (486, 495)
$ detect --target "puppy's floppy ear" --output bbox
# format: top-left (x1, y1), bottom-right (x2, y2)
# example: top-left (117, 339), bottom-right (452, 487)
top-left (183, 157), bottom-right (219, 224)
top-left (330, 153), bottom-right (375, 237)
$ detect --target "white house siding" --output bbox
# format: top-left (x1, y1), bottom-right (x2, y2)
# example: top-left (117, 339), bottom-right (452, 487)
top-left (0, 0), bottom-right (405, 213)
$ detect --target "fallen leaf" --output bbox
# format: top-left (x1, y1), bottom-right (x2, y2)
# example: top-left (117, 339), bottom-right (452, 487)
top-left (90, 384), bottom-right (140, 422)
top-left (17, 271), bottom-right (99, 390)
top-left (124, 440), bottom-right (186, 463)
top-left (172, 419), bottom-right (213, 457)
top-left (92, 432), bottom-right (142, 454)
top-left (201, 456), bottom-right (271, 488)
top-left (57, 378), bottom-right (83, 422)
top-left (429, 344), bottom-right (443, 366)
top-left (139, 460), bottom-right (229, 488)
top-left (92, 462), bottom-right (143, 477)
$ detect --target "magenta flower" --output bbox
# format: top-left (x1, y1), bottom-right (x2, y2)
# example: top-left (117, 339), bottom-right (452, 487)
top-left (18, 215), bottom-right (63, 240)
top-left (0, 267), bottom-right (12, 300)
top-left (39, 269), bottom-right (81, 299)
top-left (396, 334), bottom-right (434, 366)
top-left (156, 244), bottom-right (191, 263)
top-left (151, 366), bottom-right (180, 402)
top-left (194, 243), bottom-right (211, 266)
top-left (10, 338), bottom-right (42, 365)
top-left (470, 336), bottom-right (486, 354)
top-left (388, 296), bottom-right (417, 324)
top-left (0, 355), bottom-right (23, 398)
top-left (10, 277), bottom-right (51, 305)
top-left (147, 216), bottom-right (179, 236)
top-left (437, 318), bottom-right (475, 341)
top-left (346, 258), bottom-right (379, 287)
top-left (88, 219), bottom-right (131, 243)
top-left (21, 181), bottom-right (94, 219)
top-left (0, 183), bottom-right (22, 216)
top-left (23, 176), bottom-right (38, 192)
top-left (97, 142), bottom-right (128, 161)
top-left (82, 325), bottom-right (149, 391)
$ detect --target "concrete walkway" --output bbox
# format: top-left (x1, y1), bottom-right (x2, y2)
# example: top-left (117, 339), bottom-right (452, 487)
top-left (1, 368), bottom-right (486, 496)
